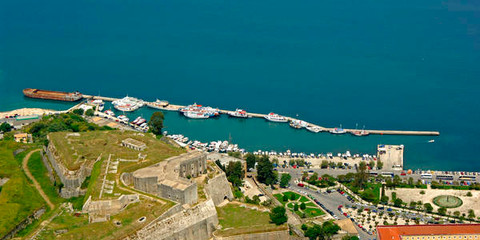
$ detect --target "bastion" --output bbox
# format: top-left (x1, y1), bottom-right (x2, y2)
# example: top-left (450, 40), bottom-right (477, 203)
top-left (132, 151), bottom-right (207, 205)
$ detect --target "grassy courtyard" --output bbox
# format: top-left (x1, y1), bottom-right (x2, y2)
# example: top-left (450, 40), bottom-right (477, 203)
top-left (0, 142), bottom-right (46, 237)
top-left (37, 198), bottom-right (174, 240)
top-left (274, 191), bottom-right (324, 218)
top-left (215, 203), bottom-right (287, 236)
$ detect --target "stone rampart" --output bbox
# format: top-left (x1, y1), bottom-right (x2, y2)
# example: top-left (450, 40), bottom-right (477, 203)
top-left (213, 229), bottom-right (290, 240)
top-left (45, 138), bottom-right (95, 198)
top-left (205, 173), bottom-right (233, 206)
top-left (123, 199), bottom-right (218, 240)
top-left (82, 194), bottom-right (140, 222)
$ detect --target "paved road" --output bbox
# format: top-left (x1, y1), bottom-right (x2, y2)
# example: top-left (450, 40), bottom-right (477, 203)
top-left (23, 149), bottom-right (54, 209)
top-left (289, 184), bottom-right (373, 239)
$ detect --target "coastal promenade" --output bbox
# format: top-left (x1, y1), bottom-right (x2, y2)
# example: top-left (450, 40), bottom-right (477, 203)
top-left (82, 94), bottom-right (440, 136)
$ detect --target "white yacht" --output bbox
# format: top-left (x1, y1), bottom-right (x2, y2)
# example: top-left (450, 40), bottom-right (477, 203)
top-left (112, 96), bottom-right (144, 112)
top-left (306, 126), bottom-right (322, 133)
top-left (264, 112), bottom-right (288, 123)
top-left (184, 111), bottom-right (210, 119)
top-left (228, 109), bottom-right (248, 118)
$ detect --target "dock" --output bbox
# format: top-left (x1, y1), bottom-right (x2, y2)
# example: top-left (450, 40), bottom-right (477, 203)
top-left (81, 94), bottom-right (440, 136)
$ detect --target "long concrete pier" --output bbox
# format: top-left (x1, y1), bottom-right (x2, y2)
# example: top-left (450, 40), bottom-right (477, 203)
top-left (82, 94), bottom-right (440, 136)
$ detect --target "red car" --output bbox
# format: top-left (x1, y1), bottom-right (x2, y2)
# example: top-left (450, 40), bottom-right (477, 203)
top-left (298, 183), bottom-right (304, 187)
top-left (401, 172), bottom-right (406, 176)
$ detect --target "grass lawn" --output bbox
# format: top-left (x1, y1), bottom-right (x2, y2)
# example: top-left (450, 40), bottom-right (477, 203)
top-left (27, 151), bottom-right (64, 205)
top-left (49, 131), bottom-right (184, 171)
top-left (0, 142), bottom-right (46, 238)
top-left (275, 191), bottom-right (325, 219)
top-left (38, 198), bottom-right (174, 240)
top-left (299, 196), bottom-right (309, 202)
top-left (283, 191), bottom-right (300, 201)
top-left (304, 208), bottom-right (325, 218)
top-left (216, 203), bottom-right (287, 236)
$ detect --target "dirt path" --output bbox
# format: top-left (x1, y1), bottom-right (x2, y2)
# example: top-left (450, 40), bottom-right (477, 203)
top-left (22, 149), bottom-right (55, 209)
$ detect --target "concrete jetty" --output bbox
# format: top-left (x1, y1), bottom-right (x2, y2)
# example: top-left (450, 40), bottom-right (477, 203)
top-left (81, 94), bottom-right (440, 136)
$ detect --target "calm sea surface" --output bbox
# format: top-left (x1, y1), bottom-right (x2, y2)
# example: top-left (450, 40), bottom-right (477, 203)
top-left (1, 0), bottom-right (479, 171)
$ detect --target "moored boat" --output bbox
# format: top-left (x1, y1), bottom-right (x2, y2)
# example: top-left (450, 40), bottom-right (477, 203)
top-left (147, 99), bottom-right (169, 109)
top-left (329, 125), bottom-right (347, 134)
top-left (264, 112), bottom-right (288, 123)
top-left (184, 111), bottom-right (210, 119)
top-left (228, 109), bottom-right (248, 118)
top-left (289, 120), bottom-right (308, 129)
top-left (23, 88), bottom-right (83, 102)
top-left (112, 96), bottom-right (144, 112)
top-left (306, 126), bottom-right (322, 133)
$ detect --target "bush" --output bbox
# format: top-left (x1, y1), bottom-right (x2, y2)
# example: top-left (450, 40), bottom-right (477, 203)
top-left (420, 190), bottom-right (425, 195)
top-left (233, 190), bottom-right (244, 199)
top-left (72, 108), bottom-right (84, 115)
top-left (300, 202), bottom-right (306, 210)
top-left (467, 192), bottom-right (472, 197)
top-left (301, 224), bottom-right (308, 231)
top-left (85, 109), bottom-right (94, 116)
top-left (270, 206), bottom-right (288, 225)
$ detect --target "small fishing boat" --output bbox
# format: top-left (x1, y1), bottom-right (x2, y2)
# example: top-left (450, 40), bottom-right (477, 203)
top-left (329, 124), bottom-right (347, 134)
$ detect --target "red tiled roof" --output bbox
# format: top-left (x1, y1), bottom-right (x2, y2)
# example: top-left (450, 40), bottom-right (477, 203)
top-left (377, 224), bottom-right (480, 240)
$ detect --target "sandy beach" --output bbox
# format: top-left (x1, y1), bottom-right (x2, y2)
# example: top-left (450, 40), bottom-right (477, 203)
top-left (0, 108), bottom-right (55, 119)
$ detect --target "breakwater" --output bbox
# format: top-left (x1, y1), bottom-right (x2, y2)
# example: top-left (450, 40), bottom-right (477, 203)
top-left (82, 94), bottom-right (440, 136)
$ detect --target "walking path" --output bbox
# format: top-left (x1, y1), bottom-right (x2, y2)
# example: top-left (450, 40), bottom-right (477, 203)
top-left (22, 149), bottom-right (54, 209)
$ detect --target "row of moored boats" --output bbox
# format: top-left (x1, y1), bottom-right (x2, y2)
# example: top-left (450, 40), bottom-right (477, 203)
top-left (88, 97), bottom-right (369, 136)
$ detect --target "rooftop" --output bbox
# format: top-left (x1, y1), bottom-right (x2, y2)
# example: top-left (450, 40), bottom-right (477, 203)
top-left (377, 224), bottom-right (480, 240)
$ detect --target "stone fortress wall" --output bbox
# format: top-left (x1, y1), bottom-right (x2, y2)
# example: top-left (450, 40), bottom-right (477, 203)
top-left (123, 199), bottom-right (218, 240)
top-left (82, 194), bottom-right (140, 223)
top-left (132, 152), bottom-right (207, 205)
top-left (205, 172), bottom-right (234, 206)
top-left (45, 137), bottom-right (93, 198)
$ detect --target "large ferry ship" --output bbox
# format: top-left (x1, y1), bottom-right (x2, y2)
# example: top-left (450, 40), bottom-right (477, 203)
top-left (23, 88), bottom-right (83, 101)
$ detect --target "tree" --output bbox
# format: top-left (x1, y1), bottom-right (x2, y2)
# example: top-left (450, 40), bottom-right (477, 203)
top-left (393, 198), bottom-right (403, 207)
top-left (454, 211), bottom-right (461, 218)
top-left (85, 109), bottom-right (94, 116)
top-left (468, 209), bottom-right (475, 220)
top-left (233, 190), bottom-right (243, 199)
top-left (380, 195), bottom-right (389, 204)
top-left (72, 108), bottom-right (84, 115)
top-left (424, 203), bottom-right (433, 213)
top-left (467, 192), bottom-right (473, 197)
top-left (270, 206), bottom-right (287, 225)
top-left (342, 236), bottom-right (360, 240)
top-left (226, 161), bottom-right (244, 188)
top-left (393, 175), bottom-right (402, 188)
top-left (438, 207), bottom-right (447, 216)
top-left (408, 177), bottom-right (414, 186)
top-left (148, 111), bottom-right (164, 135)
top-left (377, 160), bottom-right (383, 170)
top-left (290, 193), bottom-right (296, 201)
top-left (300, 202), bottom-right (306, 210)
top-left (301, 224), bottom-right (308, 231)
top-left (294, 203), bottom-right (299, 211)
top-left (391, 192), bottom-right (397, 201)
top-left (283, 194), bottom-right (288, 202)
top-left (245, 153), bottom-right (256, 170)
top-left (0, 122), bottom-right (12, 133)
top-left (354, 161), bottom-right (368, 189)
top-left (256, 155), bottom-right (276, 185)
top-left (321, 160), bottom-right (329, 169)
top-left (280, 173), bottom-right (291, 188)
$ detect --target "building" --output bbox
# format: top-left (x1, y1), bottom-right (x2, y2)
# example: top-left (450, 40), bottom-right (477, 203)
top-left (377, 224), bottom-right (480, 240)
top-left (14, 133), bottom-right (32, 143)
top-left (377, 144), bottom-right (404, 170)
top-left (131, 151), bottom-right (207, 205)
top-left (121, 138), bottom-right (147, 151)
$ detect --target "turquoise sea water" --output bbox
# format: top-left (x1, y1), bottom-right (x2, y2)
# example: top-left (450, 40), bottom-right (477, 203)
top-left (1, 0), bottom-right (479, 171)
